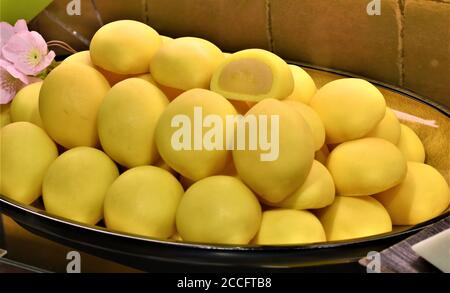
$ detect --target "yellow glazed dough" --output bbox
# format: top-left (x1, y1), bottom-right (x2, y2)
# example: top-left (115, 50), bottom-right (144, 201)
top-left (397, 124), bottom-right (426, 163)
top-left (98, 78), bottom-right (168, 168)
top-left (270, 160), bottom-right (335, 210)
top-left (317, 196), bottom-right (392, 241)
top-left (283, 65), bottom-right (317, 104)
top-left (253, 209), bottom-right (326, 245)
top-left (155, 89), bottom-right (236, 181)
top-left (104, 166), bottom-right (183, 238)
top-left (210, 49), bottom-right (294, 102)
top-left (90, 20), bottom-right (161, 74)
top-left (150, 37), bottom-right (224, 90)
top-left (376, 162), bottom-right (450, 225)
top-left (327, 137), bottom-right (407, 196)
top-left (160, 35), bottom-right (173, 44)
top-left (0, 122), bottom-right (58, 204)
top-left (233, 98), bottom-right (315, 203)
top-left (365, 107), bottom-right (401, 144)
top-left (42, 147), bottom-right (119, 225)
top-left (310, 78), bottom-right (386, 144)
top-left (61, 50), bottom-right (93, 66)
top-left (179, 159), bottom-right (237, 190)
top-left (136, 73), bottom-right (184, 101)
top-left (283, 100), bottom-right (325, 151)
top-left (10, 82), bottom-right (44, 128)
top-left (62, 50), bottom-right (131, 86)
top-left (176, 176), bottom-right (262, 245)
top-left (39, 63), bottom-right (110, 148)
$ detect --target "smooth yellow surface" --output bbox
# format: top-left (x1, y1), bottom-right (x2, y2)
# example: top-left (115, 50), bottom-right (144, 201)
top-left (150, 37), bottom-right (224, 90)
top-left (42, 147), bottom-right (119, 225)
top-left (327, 137), bottom-right (407, 196)
top-left (39, 63), bottom-right (110, 149)
top-left (210, 49), bottom-right (294, 102)
top-left (376, 162), bottom-right (450, 225)
top-left (104, 166), bottom-right (183, 238)
top-left (284, 65), bottom-right (317, 104)
top-left (283, 100), bottom-right (325, 151)
top-left (179, 159), bottom-right (237, 190)
top-left (62, 50), bottom-right (93, 65)
top-left (0, 103), bottom-right (11, 128)
top-left (253, 209), bottom-right (326, 245)
top-left (10, 81), bottom-right (44, 128)
top-left (271, 160), bottom-right (335, 210)
top-left (0, 122), bottom-right (57, 204)
top-left (155, 89), bottom-right (236, 181)
top-left (233, 99), bottom-right (315, 203)
top-left (310, 78), bottom-right (386, 144)
top-left (365, 107), bottom-right (400, 144)
top-left (136, 73), bottom-right (183, 101)
top-left (160, 35), bottom-right (173, 44)
top-left (397, 124), bottom-right (426, 163)
top-left (176, 176), bottom-right (261, 245)
top-left (98, 78), bottom-right (168, 168)
top-left (62, 50), bottom-right (131, 86)
top-left (317, 196), bottom-right (392, 241)
top-left (90, 20), bottom-right (161, 74)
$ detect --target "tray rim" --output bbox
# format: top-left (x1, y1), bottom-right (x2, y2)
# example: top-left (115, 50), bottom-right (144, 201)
top-left (2, 194), bottom-right (448, 252)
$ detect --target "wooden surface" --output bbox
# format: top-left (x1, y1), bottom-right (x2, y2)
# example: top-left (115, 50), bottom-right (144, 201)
top-left (0, 258), bottom-right (48, 273)
top-left (359, 216), bottom-right (449, 273)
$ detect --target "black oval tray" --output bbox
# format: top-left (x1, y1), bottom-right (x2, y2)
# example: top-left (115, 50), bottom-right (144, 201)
top-left (1, 64), bottom-right (449, 272)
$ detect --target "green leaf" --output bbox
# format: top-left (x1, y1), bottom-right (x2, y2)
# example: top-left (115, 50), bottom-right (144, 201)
top-left (0, 0), bottom-right (53, 23)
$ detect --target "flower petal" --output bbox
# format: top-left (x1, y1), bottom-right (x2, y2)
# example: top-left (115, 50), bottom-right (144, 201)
top-left (30, 31), bottom-right (49, 54)
top-left (3, 32), bottom-right (53, 76)
top-left (2, 31), bottom-right (39, 75)
top-left (0, 88), bottom-right (15, 104)
top-left (33, 50), bottom-right (55, 74)
top-left (0, 58), bottom-right (30, 84)
top-left (0, 58), bottom-right (11, 68)
top-left (0, 22), bottom-right (15, 54)
top-left (2, 31), bottom-right (53, 76)
top-left (0, 62), bottom-right (26, 104)
top-left (2, 31), bottom-right (34, 59)
top-left (13, 19), bottom-right (29, 33)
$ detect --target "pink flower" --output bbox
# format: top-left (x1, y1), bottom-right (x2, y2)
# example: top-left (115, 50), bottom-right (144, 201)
top-left (0, 59), bottom-right (40, 104)
top-left (2, 30), bottom-right (55, 76)
top-left (0, 19), bottom-right (53, 104)
top-left (0, 20), bottom-right (28, 58)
